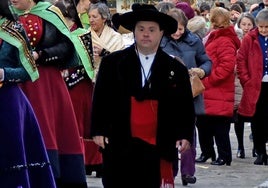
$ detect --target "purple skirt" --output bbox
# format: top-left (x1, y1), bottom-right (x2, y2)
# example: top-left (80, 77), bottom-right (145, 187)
top-left (0, 84), bottom-right (56, 188)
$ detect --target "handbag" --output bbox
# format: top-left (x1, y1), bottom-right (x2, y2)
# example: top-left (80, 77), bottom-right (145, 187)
top-left (63, 67), bottom-right (86, 89)
top-left (171, 56), bottom-right (205, 97)
top-left (190, 74), bottom-right (205, 98)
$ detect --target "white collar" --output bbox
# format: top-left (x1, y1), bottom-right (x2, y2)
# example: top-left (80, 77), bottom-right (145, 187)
top-left (138, 52), bottom-right (156, 62)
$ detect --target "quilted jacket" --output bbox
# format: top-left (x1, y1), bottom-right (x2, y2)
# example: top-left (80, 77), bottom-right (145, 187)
top-left (203, 25), bottom-right (241, 117)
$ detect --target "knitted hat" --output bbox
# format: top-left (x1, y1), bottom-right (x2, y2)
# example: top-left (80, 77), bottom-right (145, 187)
top-left (175, 2), bottom-right (195, 19)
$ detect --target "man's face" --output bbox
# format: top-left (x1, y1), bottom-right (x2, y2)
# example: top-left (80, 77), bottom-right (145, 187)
top-left (134, 21), bottom-right (164, 54)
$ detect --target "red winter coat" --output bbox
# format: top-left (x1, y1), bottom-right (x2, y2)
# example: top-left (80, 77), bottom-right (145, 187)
top-left (203, 26), bottom-right (241, 117)
top-left (236, 28), bottom-right (263, 117)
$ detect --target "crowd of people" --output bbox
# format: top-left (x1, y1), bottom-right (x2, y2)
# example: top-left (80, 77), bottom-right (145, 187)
top-left (1, 0), bottom-right (267, 187)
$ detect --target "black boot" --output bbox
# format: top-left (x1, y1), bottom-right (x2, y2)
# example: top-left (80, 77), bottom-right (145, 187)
top-left (254, 154), bottom-right (268, 165)
top-left (95, 164), bottom-right (103, 178)
top-left (234, 119), bottom-right (245, 159)
top-left (85, 165), bottom-right (93, 175)
top-left (236, 148), bottom-right (245, 159)
top-left (211, 158), bottom-right (231, 166)
top-left (181, 175), bottom-right (196, 186)
top-left (195, 153), bottom-right (216, 163)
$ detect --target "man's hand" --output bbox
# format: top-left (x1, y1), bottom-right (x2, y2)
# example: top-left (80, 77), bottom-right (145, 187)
top-left (93, 136), bottom-right (109, 149)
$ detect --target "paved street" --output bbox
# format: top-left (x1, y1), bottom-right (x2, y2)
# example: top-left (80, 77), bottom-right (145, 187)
top-left (86, 124), bottom-right (268, 188)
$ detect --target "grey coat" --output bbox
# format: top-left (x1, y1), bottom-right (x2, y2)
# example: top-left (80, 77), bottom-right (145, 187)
top-left (160, 30), bottom-right (212, 115)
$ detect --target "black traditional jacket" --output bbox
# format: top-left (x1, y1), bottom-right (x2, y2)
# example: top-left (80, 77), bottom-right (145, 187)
top-left (91, 44), bottom-right (195, 161)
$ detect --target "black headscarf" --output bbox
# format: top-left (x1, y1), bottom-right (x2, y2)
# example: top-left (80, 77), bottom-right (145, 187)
top-left (0, 0), bottom-right (15, 21)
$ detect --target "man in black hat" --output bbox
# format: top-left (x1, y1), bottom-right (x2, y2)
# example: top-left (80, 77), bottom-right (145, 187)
top-left (90, 3), bottom-right (195, 188)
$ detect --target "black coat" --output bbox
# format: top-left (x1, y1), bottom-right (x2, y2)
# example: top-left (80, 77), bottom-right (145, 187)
top-left (91, 44), bottom-right (195, 161)
top-left (91, 44), bottom-right (195, 187)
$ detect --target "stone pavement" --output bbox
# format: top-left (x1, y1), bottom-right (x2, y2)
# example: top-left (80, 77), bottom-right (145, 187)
top-left (86, 124), bottom-right (268, 188)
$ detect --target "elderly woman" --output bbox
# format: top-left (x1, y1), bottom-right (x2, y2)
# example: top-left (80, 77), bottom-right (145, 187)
top-left (84, 2), bottom-right (125, 176)
top-left (89, 2), bottom-right (125, 81)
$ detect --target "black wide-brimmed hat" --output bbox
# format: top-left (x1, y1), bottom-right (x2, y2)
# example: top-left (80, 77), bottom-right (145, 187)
top-left (116, 3), bottom-right (177, 35)
top-left (0, 0), bottom-right (15, 21)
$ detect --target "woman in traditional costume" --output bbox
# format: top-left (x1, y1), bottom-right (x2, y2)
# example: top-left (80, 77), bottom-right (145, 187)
top-left (80, 2), bottom-right (124, 176)
top-left (0, 1), bottom-right (55, 187)
top-left (89, 2), bottom-right (125, 82)
top-left (10, 0), bottom-right (87, 187)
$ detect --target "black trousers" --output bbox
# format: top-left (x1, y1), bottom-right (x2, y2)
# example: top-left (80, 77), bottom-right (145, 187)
top-left (196, 115), bottom-right (232, 163)
top-left (101, 138), bottom-right (161, 188)
top-left (233, 110), bottom-right (252, 150)
top-left (251, 83), bottom-right (268, 156)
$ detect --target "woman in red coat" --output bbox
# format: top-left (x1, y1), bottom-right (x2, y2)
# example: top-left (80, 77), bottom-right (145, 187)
top-left (236, 9), bottom-right (268, 165)
top-left (195, 7), bottom-right (240, 166)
